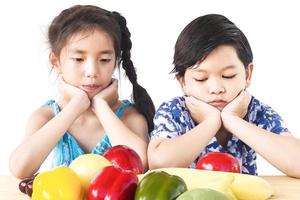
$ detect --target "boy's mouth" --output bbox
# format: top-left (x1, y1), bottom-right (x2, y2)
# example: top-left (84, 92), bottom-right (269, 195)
top-left (209, 100), bottom-right (227, 107)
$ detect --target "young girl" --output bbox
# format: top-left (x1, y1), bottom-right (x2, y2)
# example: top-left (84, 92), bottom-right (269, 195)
top-left (148, 14), bottom-right (300, 177)
top-left (9, 5), bottom-right (155, 179)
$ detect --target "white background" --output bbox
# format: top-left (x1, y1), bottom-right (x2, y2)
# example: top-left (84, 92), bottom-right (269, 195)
top-left (0, 0), bottom-right (299, 175)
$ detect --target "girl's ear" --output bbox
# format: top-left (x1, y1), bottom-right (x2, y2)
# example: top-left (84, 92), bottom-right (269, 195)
top-left (49, 52), bottom-right (61, 74)
top-left (176, 74), bottom-right (188, 94)
top-left (245, 63), bottom-right (254, 88)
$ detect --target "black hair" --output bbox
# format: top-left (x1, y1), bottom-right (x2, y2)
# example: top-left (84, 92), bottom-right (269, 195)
top-left (48, 5), bottom-right (155, 132)
top-left (172, 14), bottom-right (253, 77)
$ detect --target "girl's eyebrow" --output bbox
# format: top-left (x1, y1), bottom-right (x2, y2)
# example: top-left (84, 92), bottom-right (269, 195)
top-left (70, 49), bottom-right (114, 55)
top-left (99, 50), bottom-right (114, 55)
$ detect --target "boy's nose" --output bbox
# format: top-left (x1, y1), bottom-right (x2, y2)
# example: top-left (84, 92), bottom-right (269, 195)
top-left (209, 87), bottom-right (225, 94)
top-left (208, 79), bottom-right (225, 94)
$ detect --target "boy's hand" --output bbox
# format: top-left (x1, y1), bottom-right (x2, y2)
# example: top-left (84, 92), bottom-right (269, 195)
top-left (221, 90), bottom-right (252, 119)
top-left (91, 79), bottom-right (119, 111)
top-left (58, 77), bottom-right (90, 110)
top-left (185, 96), bottom-right (221, 124)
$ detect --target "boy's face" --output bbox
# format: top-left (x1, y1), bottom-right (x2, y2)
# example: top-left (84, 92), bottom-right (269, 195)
top-left (51, 28), bottom-right (116, 98)
top-left (178, 44), bottom-right (253, 110)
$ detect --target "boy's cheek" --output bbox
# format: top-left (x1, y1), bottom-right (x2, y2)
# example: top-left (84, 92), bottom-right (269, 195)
top-left (182, 85), bottom-right (190, 96)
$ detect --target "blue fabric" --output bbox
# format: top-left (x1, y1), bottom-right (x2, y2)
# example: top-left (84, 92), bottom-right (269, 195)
top-left (43, 99), bottom-right (132, 168)
top-left (150, 96), bottom-right (289, 175)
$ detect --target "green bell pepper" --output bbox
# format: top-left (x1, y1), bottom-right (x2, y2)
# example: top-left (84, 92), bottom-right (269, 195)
top-left (177, 188), bottom-right (231, 200)
top-left (135, 171), bottom-right (187, 200)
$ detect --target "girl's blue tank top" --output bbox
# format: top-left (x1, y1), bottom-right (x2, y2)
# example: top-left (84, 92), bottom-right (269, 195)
top-left (43, 99), bottom-right (132, 168)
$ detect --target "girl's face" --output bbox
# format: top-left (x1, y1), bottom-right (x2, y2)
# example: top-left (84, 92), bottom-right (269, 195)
top-left (178, 45), bottom-right (253, 110)
top-left (51, 28), bottom-right (116, 98)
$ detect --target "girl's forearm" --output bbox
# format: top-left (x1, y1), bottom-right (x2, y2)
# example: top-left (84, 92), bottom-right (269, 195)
top-left (222, 115), bottom-right (300, 178)
top-left (9, 98), bottom-right (84, 178)
top-left (148, 118), bottom-right (221, 169)
top-left (94, 100), bottom-right (149, 171)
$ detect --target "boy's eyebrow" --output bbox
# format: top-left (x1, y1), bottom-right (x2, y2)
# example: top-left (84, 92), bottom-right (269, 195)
top-left (222, 65), bottom-right (237, 70)
top-left (192, 65), bottom-right (237, 72)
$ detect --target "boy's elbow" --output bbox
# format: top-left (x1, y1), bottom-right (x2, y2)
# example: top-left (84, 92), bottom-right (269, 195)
top-left (147, 140), bottom-right (164, 170)
top-left (148, 153), bottom-right (182, 170)
top-left (287, 163), bottom-right (300, 179)
top-left (148, 153), bottom-right (164, 170)
top-left (147, 143), bottom-right (172, 170)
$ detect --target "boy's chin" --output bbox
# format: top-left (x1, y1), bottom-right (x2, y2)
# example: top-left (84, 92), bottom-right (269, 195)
top-left (216, 106), bottom-right (224, 111)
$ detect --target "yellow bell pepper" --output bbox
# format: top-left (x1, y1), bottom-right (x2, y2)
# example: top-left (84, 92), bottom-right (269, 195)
top-left (32, 166), bottom-right (83, 200)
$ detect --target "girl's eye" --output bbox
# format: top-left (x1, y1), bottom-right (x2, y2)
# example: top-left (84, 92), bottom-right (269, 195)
top-left (222, 74), bottom-right (236, 79)
top-left (100, 58), bottom-right (111, 63)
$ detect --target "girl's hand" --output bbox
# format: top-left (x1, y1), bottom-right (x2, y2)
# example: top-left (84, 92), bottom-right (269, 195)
top-left (58, 77), bottom-right (90, 111)
top-left (221, 90), bottom-right (252, 119)
top-left (91, 79), bottom-right (119, 111)
top-left (185, 96), bottom-right (221, 124)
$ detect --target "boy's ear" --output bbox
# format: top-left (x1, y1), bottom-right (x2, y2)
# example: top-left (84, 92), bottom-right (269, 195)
top-left (49, 52), bottom-right (61, 74)
top-left (176, 74), bottom-right (188, 94)
top-left (245, 63), bottom-right (254, 88)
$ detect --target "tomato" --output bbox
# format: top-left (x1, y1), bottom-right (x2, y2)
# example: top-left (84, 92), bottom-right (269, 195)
top-left (196, 152), bottom-right (241, 173)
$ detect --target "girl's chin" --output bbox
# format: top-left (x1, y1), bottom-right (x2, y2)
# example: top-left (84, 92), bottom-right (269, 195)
top-left (85, 88), bottom-right (102, 99)
top-left (87, 93), bottom-right (97, 99)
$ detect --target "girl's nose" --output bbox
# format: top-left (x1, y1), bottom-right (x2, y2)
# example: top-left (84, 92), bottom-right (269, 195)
top-left (84, 62), bottom-right (98, 78)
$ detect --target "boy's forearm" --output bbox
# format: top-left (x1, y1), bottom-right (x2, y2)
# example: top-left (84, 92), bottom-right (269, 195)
top-left (148, 118), bottom-right (221, 169)
top-left (222, 115), bottom-right (300, 178)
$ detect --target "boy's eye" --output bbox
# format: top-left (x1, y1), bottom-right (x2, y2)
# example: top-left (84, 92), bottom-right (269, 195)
top-left (222, 74), bottom-right (236, 79)
top-left (194, 78), bottom-right (207, 82)
top-left (72, 58), bottom-right (84, 62)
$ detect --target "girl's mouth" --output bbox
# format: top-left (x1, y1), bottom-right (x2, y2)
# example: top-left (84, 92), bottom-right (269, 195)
top-left (82, 84), bottom-right (100, 92)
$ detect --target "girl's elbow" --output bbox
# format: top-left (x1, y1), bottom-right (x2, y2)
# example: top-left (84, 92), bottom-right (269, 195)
top-left (9, 155), bottom-right (34, 179)
top-left (9, 157), bottom-right (25, 179)
top-left (10, 168), bottom-right (25, 179)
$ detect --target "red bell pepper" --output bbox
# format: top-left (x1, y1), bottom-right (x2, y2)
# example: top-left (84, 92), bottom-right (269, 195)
top-left (103, 145), bottom-right (143, 174)
top-left (88, 165), bottom-right (138, 200)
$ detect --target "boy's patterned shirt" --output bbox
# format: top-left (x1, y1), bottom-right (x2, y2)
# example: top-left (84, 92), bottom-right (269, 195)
top-left (150, 96), bottom-right (289, 175)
